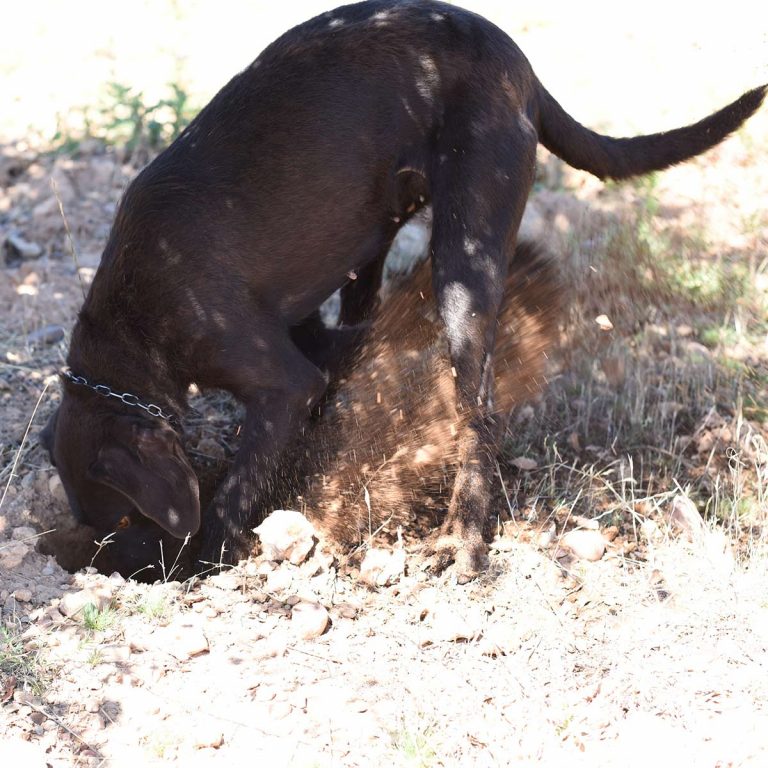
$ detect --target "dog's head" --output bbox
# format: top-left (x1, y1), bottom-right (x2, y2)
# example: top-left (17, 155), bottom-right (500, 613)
top-left (41, 390), bottom-right (200, 577)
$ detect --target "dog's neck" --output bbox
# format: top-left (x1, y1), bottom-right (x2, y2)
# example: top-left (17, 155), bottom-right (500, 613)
top-left (67, 310), bottom-right (189, 421)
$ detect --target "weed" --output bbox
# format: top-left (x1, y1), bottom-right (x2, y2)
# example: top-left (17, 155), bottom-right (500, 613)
top-left (390, 719), bottom-right (438, 768)
top-left (53, 81), bottom-right (196, 158)
top-left (82, 603), bottom-right (117, 633)
top-left (0, 621), bottom-right (49, 695)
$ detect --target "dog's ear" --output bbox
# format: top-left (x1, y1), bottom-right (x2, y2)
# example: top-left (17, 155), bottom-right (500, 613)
top-left (88, 421), bottom-right (200, 538)
top-left (40, 408), bottom-right (59, 459)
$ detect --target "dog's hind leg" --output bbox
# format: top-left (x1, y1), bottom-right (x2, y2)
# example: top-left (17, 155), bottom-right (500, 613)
top-left (427, 106), bottom-right (537, 582)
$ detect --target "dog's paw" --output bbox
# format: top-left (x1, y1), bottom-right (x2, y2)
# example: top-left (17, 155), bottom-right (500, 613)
top-left (423, 532), bottom-right (489, 584)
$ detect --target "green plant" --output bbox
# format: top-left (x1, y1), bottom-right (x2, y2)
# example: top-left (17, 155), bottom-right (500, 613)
top-left (53, 81), bottom-right (196, 156)
top-left (0, 622), bottom-right (49, 695)
top-left (82, 602), bottom-right (117, 632)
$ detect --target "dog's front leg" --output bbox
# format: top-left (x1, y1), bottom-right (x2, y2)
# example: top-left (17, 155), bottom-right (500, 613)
top-left (197, 334), bottom-right (328, 569)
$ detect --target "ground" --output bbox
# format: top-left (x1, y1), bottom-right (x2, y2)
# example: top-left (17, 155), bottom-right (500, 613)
top-left (2, 3), bottom-right (768, 766)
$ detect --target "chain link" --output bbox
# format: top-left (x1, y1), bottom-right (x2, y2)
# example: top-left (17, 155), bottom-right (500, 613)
top-left (61, 370), bottom-right (178, 425)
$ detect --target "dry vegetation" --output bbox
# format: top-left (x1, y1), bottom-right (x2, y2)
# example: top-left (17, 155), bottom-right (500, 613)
top-left (2, 3), bottom-right (768, 766)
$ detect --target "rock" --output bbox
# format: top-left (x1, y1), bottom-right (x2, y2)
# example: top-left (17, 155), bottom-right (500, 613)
top-left (537, 524), bottom-right (556, 548)
top-left (265, 568), bottom-right (293, 594)
top-left (668, 494), bottom-right (707, 542)
top-left (511, 456), bottom-right (537, 471)
top-left (359, 547), bottom-right (406, 587)
top-left (48, 473), bottom-right (69, 505)
top-left (208, 571), bottom-right (242, 591)
top-left (331, 602), bottom-right (359, 620)
top-left (26, 325), bottom-right (65, 347)
top-left (595, 314), bottom-right (614, 331)
top-left (58, 585), bottom-right (113, 618)
top-left (0, 541), bottom-right (31, 569)
top-left (12, 589), bottom-right (33, 603)
top-left (560, 529), bottom-right (607, 561)
top-left (11, 526), bottom-right (37, 542)
top-left (254, 510), bottom-right (317, 565)
top-left (291, 601), bottom-right (330, 640)
top-left (5, 232), bottom-right (42, 260)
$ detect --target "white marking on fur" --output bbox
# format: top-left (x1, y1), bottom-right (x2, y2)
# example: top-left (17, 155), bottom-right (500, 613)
top-left (441, 282), bottom-right (473, 354)
top-left (415, 55), bottom-right (440, 106)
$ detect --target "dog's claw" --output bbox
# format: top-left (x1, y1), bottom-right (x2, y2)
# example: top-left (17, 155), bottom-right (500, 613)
top-left (423, 533), bottom-right (488, 584)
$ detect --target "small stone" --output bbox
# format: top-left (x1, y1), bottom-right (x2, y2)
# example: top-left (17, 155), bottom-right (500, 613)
top-left (537, 524), bottom-right (556, 548)
top-left (5, 232), bottom-right (42, 260)
top-left (291, 601), bottom-right (330, 640)
top-left (265, 568), bottom-right (293, 594)
top-left (359, 547), bottom-right (406, 588)
top-left (333, 602), bottom-right (359, 620)
top-left (668, 494), bottom-right (707, 543)
top-left (511, 456), bottom-right (537, 471)
top-left (58, 585), bottom-right (112, 618)
top-left (12, 589), bottom-right (33, 603)
top-left (561, 529), bottom-right (607, 561)
top-left (0, 542), bottom-right (30, 569)
top-left (11, 526), bottom-right (37, 542)
top-left (26, 325), bottom-right (65, 347)
top-left (254, 510), bottom-right (316, 565)
top-left (48, 473), bottom-right (69, 505)
top-left (208, 571), bottom-right (241, 591)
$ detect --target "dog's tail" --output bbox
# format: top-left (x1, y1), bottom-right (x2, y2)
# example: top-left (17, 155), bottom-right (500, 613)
top-left (536, 82), bottom-right (766, 181)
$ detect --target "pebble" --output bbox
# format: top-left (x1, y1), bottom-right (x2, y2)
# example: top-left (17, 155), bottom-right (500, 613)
top-left (291, 601), bottom-right (330, 640)
top-left (58, 585), bottom-right (113, 618)
top-left (48, 473), bottom-right (69, 505)
top-left (668, 494), bottom-right (707, 542)
top-left (26, 324), bottom-right (65, 347)
top-left (11, 526), bottom-right (37, 542)
top-left (560, 529), bottom-right (607, 561)
top-left (359, 547), bottom-right (405, 587)
top-left (5, 232), bottom-right (42, 259)
top-left (0, 542), bottom-right (30, 569)
top-left (12, 589), bottom-right (33, 603)
top-left (254, 510), bottom-right (316, 565)
top-left (265, 568), bottom-right (293, 594)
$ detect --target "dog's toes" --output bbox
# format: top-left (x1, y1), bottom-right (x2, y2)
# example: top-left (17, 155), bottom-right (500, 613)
top-left (423, 533), bottom-right (488, 583)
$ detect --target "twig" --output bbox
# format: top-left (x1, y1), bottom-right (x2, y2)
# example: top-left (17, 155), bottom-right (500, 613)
top-left (0, 379), bottom-right (51, 512)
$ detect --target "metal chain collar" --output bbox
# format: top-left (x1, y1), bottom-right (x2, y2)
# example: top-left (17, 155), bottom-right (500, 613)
top-left (62, 370), bottom-right (179, 425)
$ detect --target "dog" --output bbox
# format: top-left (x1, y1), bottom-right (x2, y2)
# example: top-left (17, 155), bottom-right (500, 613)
top-left (41, 0), bottom-right (766, 581)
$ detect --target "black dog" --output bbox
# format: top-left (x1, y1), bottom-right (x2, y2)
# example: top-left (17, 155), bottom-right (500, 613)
top-left (42, 0), bottom-right (766, 581)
